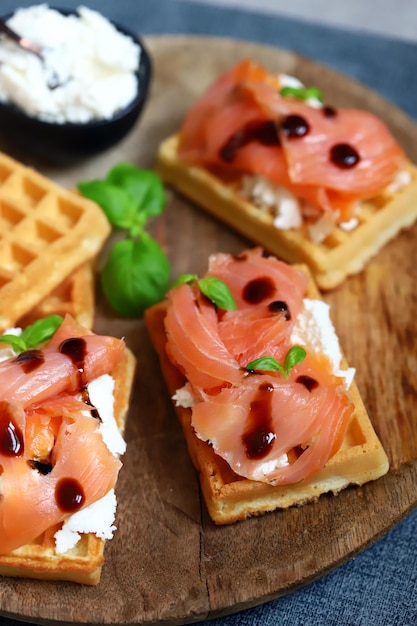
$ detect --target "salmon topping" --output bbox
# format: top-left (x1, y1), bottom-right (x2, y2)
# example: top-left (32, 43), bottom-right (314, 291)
top-left (165, 248), bottom-right (354, 485)
top-left (178, 59), bottom-right (407, 223)
top-left (0, 315), bottom-right (125, 555)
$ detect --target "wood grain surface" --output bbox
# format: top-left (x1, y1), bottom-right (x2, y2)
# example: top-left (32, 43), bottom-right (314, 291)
top-left (0, 35), bottom-right (416, 626)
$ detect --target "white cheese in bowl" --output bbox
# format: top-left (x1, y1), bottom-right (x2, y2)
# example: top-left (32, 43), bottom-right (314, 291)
top-left (0, 4), bottom-right (141, 123)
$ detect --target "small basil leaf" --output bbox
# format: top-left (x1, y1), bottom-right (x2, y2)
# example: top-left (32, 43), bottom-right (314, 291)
top-left (245, 356), bottom-right (284, 375)
top-left (0, 315), bottom-right (63, 353)
top-left (197, 276), bottom-right (237, 310)
top-left (280, 86), bottom-right (305, 99)
top-left (304, 87), bottom-right (323, 102)
top-left (171, 273), bottom-right (198, 288)
top-left (0, 334), bottom-right (26, 352)
top-left (78, 180), bottom-right (137, 230)
top-left (107, 164), bottom-right (166, 220)
top-left (101, 234), bottom-right (171, 317)
top-left (280, 85), bottom-right (323, 104)
top-left (284, 346), bottom-right (307, 377)
top-left (22, 315), bottom-right (64, 349)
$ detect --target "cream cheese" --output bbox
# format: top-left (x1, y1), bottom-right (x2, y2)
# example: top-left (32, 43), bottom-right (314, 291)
top-left (0, 5), bottom-right (141, 123)
top-left (291, 298), bottom-right (355, 388)
top-left (240, 174), bottom-right (303, 229)
top-left (54, 489), bottom-right (118, 554)
top-left (54, 372), bottom-right (124, 551)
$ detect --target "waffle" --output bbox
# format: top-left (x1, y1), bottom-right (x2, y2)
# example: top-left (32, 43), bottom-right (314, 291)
top-left (145, 266), bottom-right (389, 525)
top-left (156, 135), bottom-right (417, 290)
top-left (0, 151), bottom-right (110, 332)
top-left (0, 346), bottom-right (136, 585)
top-left (18, 261), bottom-right (96, 330)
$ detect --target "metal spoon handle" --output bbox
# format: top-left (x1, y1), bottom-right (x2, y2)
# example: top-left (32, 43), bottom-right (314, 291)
top-left (0, 18), bottom-right (44, 60)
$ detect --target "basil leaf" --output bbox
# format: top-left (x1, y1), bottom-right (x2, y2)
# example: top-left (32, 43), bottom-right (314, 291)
top-left (197, 276), bottom-right (237, 310)
top-left (280, 85), bottom-right (323, 103)
top-left (171, 273), bottom-right (198, 288)
top-left (78, 180), bottom-right (137, 230)
top-left (280, 86), bottom-right (305, 99)
top-left (284, 346), bottom-right (307, 377)
top-left (101, 234), bottom-right (171, 317)
top-left (245, 356), bottom-right (284, 375)
top-left (0, 315), bottom-right (63, 353)
top-left (0, 334), bottom-right (26, 352)
top-left (21, 315), bottom-right (64, 349)
top-left (304, 87), bottom-right (323, 102)
top-left (246, 346), bottom-right (307, 378)
top-left (107, 164), bottom-right (166, 220)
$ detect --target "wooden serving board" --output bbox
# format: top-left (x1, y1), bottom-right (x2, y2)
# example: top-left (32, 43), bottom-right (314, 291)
top-left (1, 36), bottom-right (417, 626)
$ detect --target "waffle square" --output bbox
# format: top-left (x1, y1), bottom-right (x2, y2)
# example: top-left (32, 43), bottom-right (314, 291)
top-left (0, 346), bottom-right (136, 585)
top-left (18, 261), bottom-right (96, 330)
top-left (156, 135), bottom-right (417, 290)
top-left (145, 266), bottom-right (389, 524)
top-left (0, 151), bottom-right (110, 331)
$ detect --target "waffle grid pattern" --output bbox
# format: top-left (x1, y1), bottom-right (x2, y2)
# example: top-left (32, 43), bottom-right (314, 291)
top-left (0, 152), bottom-right (110, 331)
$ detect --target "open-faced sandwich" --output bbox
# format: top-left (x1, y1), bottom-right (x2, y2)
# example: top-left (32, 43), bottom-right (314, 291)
top-left (145, 248), bottom-right (389, 524)
top-left (0, 314), bottom-right (136, 585)
top-left (156, 59), bottom-right (417, 289)
top-left (0, 149), bottom-right (136, 585)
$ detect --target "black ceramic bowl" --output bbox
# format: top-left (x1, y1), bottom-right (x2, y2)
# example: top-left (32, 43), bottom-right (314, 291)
top-left (0, 9), bottom-right (152, 165)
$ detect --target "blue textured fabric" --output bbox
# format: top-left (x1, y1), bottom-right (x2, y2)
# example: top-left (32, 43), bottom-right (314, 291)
top-left (206, 506), bottom-right (417, 626)
top-left (0, 2), bottom-right (416, 626)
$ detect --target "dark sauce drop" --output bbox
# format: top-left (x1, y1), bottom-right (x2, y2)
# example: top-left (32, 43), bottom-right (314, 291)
top-left (59, 337), bottom-right (87, 388)
top-left (330, 143), bottom-right (360, 169)
top-left (233, 252), bottom-right (248, 262)
top-left (14, 349), bottom-right (44, 374)
top-left (55, 477), bottom-right (85, 513)
top-left (220, 120), bottom-right (280, 162)
top-left (243, 276), bottom-right (275, 304)
top-left (281, 114), bottom-right (310, 138)
top-left (268, 300), bottom-right (291, 320)
top-left (59, 337), bottom-right (101, 418)
top-left (296, 375), bottom-right (319, 392)
top-left (242, 382), bottom-right (276, 460)
top-left (28, 459), bottom-right (53, 475)
top-left (322, 105), bottom-right (337, 118)
top-left (0, 402), bottom-right (24, 457)
top-left (81, 388), bottom-right (101, 421)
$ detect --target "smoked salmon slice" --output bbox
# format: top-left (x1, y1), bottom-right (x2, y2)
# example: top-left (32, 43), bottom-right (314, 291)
top-left (0, 315), bottom-right (124, 408)
top-left (164, 248), bottom-right (354, 485)
top-left (178, 59), bottom-right (407, 222)
top-left (165, 281), bottom-right (242, 391)
top-left (0, 315), bottom-right (125, 556)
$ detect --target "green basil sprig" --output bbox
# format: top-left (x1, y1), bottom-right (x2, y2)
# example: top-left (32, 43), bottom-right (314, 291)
top-left (78, 163), bottom-right (170, 317)
top-left (280, 85), bottom-right (323, 104)
top-left (246, 346), bottom-right (307, 379)
top-left (172, 274), bottom-right (237, 311)
top-left (0, 315), bottom-right (63, 353)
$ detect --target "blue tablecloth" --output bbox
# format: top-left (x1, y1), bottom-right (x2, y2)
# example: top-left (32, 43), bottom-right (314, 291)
top-left (0, 2), bottom-right (416, 625)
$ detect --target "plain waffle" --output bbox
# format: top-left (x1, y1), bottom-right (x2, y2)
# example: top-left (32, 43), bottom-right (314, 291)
top-left (156, 135), bottom-right (417, 290)
top-left (18, 261), bottom-right (96, 331)
top-left (0, 151), bottom-right (110, 332)
top-left (145, 265), bottom-right (389, 525)
top-left (0, 346), bottom-right (136, 585)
